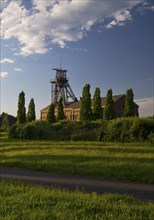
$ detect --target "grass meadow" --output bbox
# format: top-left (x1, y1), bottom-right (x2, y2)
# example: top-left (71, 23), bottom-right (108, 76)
top-left (0, 139), bottom-right (154, 183)
top-left (0, 180), bottom-right (154, 220)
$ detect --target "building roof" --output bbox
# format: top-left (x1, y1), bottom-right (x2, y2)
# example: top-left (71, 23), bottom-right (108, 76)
top-left (65, 94), bottom-right (126, 109)
top-left (41, 94), bottom-right (135, 112)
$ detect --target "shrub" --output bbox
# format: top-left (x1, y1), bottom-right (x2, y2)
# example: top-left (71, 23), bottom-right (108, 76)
top-left (96, 120), bottom-right (108, 141)
top-left (8, 117), bottom-right (154, 142)
top-left (22, 124), bottom-right (39, 140)
top-left (130, 118), bottom-right (154, 141)
top-left (105, 118), bottom-right (133, 142)
top-left (8, 124), bottom-right (23, 139)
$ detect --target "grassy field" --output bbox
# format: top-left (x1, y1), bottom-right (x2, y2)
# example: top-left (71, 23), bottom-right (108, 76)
top-left (0, 180), bottom-right (154, 220)
top-left (0, 139), bottom-right (154, 183)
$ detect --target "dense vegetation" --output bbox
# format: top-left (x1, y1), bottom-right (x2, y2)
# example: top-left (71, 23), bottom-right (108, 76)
top-left (1, 140), bottom-right (153, 183)
top-left (1, 180), bottom-right (153, 220)
top-left (8, 117), bottom-right (154, 143)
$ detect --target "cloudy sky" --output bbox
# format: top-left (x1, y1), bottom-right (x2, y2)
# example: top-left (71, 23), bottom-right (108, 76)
top-left (0, 0), bottom-right (154, 118)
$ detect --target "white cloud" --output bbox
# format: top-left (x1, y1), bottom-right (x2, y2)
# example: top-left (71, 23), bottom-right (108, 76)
top-left (0, 58), bottom-right (15, 63)
top-left (0, 0), bottom-right (144, 56)
top-left (0, 71), bottom-right (8, 78)
top-left (135, 97), bottom-right (154, 117)
top-left (106, 10), bottom-right (132, 29)
top-left (14, 67), bottom-right (23, 72)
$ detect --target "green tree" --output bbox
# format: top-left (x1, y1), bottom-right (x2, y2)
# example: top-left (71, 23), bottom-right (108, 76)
top-left (92, 87), bottom-right (103, 120)
top-left (1, 114), bottom-right (9, 131)
top-left (104, 89), bottom-right (115, 120)
top-left (17, 91), bottom-right (26, 124)
top-left (46, 103), bottom-right (55, 123)
top-left (80, 84), bottom-right (92, 121)
top-left (57, 97), bottom-right (65, 121)
top-left (124, 88), bottom-right (135, 117)
top-left (27, 98), bottom-right (36, 122)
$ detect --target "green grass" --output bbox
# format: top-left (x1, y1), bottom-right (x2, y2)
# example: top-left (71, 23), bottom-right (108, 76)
top-left (0, 180), bottom-right (154, 220)
top-left (0, 139), bottom-right (154, 183)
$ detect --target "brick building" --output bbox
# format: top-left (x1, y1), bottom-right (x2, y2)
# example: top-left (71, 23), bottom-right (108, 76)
top-left (40, 94), bottom-right (139, 120)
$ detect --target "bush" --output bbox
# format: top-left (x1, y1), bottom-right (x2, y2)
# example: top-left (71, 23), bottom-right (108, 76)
top-left (22, 124), bottom-right (39, 140)
top-left (96, 120), bottom-right (108, 141)
top-left (130, 118), bottom-right (154, 141)
top-left (8, 124), bottom-right (23, 139)
top-left (105, 118), bottom-right (133, 142)
top-left (8, 117), bottom-right (154, 142)
top-left (102, 117), bottom-right (154, 142)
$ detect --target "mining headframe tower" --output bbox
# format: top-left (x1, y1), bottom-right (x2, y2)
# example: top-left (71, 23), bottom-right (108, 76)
top-left (50, 68), bottom-right (78, 106)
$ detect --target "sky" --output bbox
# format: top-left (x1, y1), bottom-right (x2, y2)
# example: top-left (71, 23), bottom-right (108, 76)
top-left (0, 0), bottom-right (154, 119)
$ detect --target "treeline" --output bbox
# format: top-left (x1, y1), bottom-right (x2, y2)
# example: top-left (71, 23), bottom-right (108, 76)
top-left (9, 118), bottom-right (154, 143)
top-left (11, 86), bottom-right (137, 126)
top-left (4, 88), bottom-right (154, 143)
top-left (47, 85), bottom-right (137, 122)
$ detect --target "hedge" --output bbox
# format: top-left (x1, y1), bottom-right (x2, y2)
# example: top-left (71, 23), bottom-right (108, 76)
top-left (8, 117), bottom-right (154, 142)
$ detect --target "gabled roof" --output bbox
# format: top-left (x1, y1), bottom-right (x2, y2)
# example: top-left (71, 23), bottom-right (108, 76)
top-left (41, 94), bottom-right (128, 111)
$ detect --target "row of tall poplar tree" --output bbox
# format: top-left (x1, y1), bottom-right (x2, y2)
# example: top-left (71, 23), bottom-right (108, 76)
top-left (17, 85), bottom-right (135, 124)
top-left (80, 84), bottom-right (135, 121)
top-left (17, 91), bottom-right (36, 124)
top-left (16, 91), bottom-right (64, 124)
top-left (47, 84), bottom-right (135, 123)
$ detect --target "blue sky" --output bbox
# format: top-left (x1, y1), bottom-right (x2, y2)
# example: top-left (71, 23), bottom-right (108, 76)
top-left (0, 0), bottom-right (154, 118)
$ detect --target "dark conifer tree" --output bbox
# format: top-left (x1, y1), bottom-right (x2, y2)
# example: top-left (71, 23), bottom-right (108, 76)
top-left (46, 103), bottom-right (55, 123)
top-left (80, 84), bottom-right (92, 121)
top-left (92, 87), bottom-right (103, 120)
top-left (104, 89), bottom-right (115, 120)
top-left (57, 97), bottom-right (65, 121)
top-left (27, 98), bottom-right (36, 122)
top-left (124, 88), bottom-right (135, 117)
top-left (17, 91), bottom-right (26, 124)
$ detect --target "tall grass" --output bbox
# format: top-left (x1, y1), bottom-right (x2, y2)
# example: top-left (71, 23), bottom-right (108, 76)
top-left (0, 140), bottom-right (154, 183)
top-left (0, 180), bottom-right (154, 220)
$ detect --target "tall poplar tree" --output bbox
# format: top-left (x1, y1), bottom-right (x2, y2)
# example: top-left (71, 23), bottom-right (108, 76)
top-left (17, 91), bottom-right (26, 124)
top-left (104, 89), bottom-right (115, 120)
top-left (80, 84), bottom-right (92, 121)
top-left (92, 87), bottom-right (103, 120)
top-left (46, 103), bottom-right (55, 123)
top-left (57, 97), bottom-right (65, 121)
top-left (27, 98), bottom-right (36, 122)
top-left (124, 88), bottom-right (135, 117)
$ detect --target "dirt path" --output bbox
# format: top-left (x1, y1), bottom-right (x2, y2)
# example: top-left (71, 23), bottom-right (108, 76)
top-left (1, 167), bottom-right (154, 201)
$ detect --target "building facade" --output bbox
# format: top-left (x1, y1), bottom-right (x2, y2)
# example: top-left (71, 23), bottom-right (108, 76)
top-left (40, 94), bottom-right (139, 120)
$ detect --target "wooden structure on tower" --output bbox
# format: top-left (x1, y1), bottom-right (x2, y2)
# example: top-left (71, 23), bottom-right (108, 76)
top-left (50, 68), bottom-right (77, 106)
